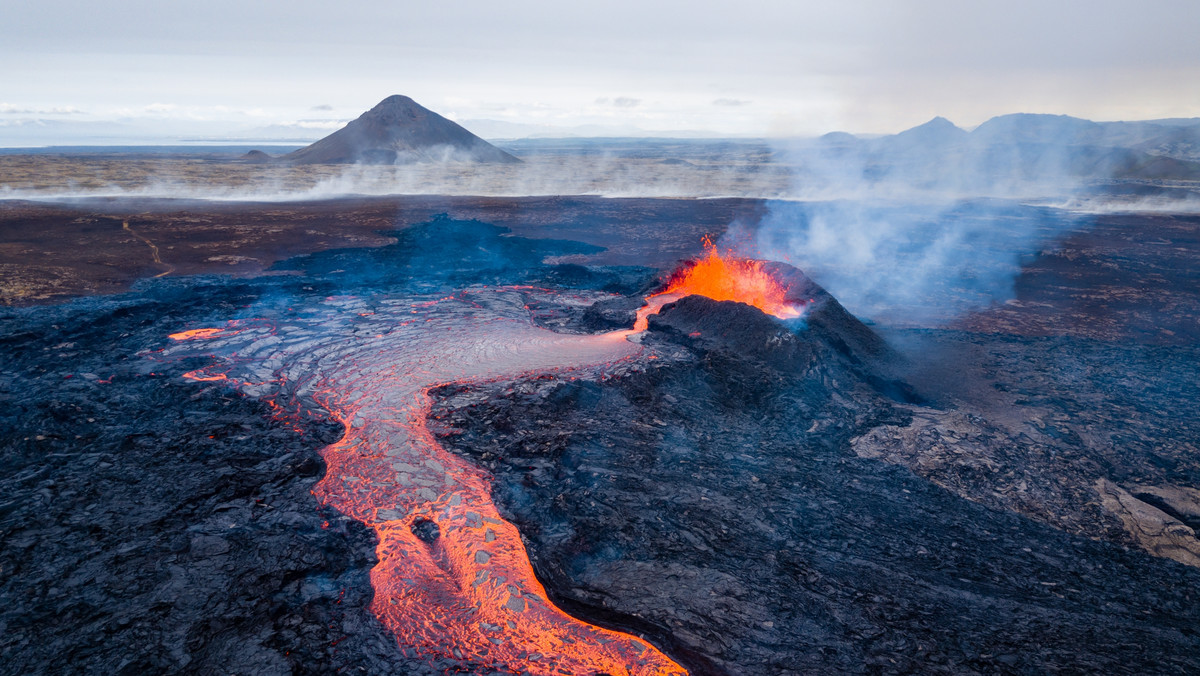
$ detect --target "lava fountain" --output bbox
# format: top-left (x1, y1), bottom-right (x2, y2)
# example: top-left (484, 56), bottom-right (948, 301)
top-left (163, 247), bottom-right (802, 674)
top-left (635, 237), bottom-right (804, 331)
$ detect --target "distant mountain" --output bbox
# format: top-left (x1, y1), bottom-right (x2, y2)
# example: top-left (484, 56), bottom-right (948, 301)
top-left (816, 131), bottom-right (860, 146)
top-left (871, 117), bottom-right (970, 168)
top-left (1134, 125), bottom-right (1200, 161)
top-left (785, 112), bottom-right (1200, 193)
top-left (888, 116), bottom-right (968, 146)
top-left (971, 113), bottom-right (1102, 146)
top-left (282, 95), bottom-right (520, 165)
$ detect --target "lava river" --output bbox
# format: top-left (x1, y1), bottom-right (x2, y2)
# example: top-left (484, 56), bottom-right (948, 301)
top-left (165, 289), bottom-right (686, 675)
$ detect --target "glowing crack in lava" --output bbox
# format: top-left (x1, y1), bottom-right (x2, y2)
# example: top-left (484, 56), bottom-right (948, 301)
top-left (167, 291), bottom-right (684, 675)
top-left (635, 238), bottom-right (804, 331)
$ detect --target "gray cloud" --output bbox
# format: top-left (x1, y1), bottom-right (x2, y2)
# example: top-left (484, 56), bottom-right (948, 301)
top-left (1, 1), bottom-right (1198, 137)
top-left (0, 104), bottom-right (85, 115)
top-left (712, 98), bottom-right (750, 107)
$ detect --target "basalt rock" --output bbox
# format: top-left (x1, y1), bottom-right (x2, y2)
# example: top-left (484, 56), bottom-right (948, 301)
top-left (5, 201), bottom-right (1200, 675)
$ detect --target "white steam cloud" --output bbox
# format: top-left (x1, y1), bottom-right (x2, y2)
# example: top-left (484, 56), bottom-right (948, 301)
top-left (722, 117), bottom-right (1200, 324)
top-left (725, 198), bottom-right (1078, 324)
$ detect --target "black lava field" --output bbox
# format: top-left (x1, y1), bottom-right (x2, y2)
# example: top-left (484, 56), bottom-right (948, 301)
top-left (3, 207), bottom-right (1200, 676)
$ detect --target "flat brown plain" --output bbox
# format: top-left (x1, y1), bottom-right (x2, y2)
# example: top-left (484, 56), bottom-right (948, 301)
top-left (0, 195), bottom-right (766, 305)
top-left (957, 212), bottom-right (1200, 345)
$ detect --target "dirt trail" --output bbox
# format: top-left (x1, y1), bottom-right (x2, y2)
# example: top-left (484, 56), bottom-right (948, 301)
top-left (122, 220), bottom-right (174, 278)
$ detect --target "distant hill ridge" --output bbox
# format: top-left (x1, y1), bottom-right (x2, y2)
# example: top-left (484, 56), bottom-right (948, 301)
top-left (842, 113), bottom-right (1200, 160)
top-left (282, 95), bottom-right (520, 165)
top-left (790, 112), bottom-right (1200, 187)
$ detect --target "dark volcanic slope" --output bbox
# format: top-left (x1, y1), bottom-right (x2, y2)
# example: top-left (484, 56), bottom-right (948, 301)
top-left (283, 95), bottom-right (520, 165)
top-left (431, 296), bottom-right (1200, 675)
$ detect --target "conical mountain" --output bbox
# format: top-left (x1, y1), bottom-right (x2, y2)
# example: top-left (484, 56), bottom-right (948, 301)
top-left (284, 95), bottom-right (520, 165)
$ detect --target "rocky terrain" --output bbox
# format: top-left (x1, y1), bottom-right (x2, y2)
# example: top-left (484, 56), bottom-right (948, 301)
top-left (956, 211), bottom-right (1200, 345)
top-left (1, 195), bottom-right (1199, 674)
top-left (0, 195), bottom-right (765, 305)
top-left (0, 195), bottom-right (767, 305)
top-left (0, 283), bottom-right (414, 675)
top-left (429, 296), bottom-right (1200, 675)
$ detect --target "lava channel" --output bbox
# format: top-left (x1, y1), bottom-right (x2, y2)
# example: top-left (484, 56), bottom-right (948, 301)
top-left (164, 291), bottom-right (684, 675)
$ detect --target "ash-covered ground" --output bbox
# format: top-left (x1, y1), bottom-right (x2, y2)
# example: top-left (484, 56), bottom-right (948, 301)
top-left (2, 196), bottom-right (1200, 675)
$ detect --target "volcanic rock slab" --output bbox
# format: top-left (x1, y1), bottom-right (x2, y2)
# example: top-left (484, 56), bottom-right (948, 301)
top-left (161, 290), bottom-right (685, 675)
top-left (0, 221), bottom-right (674, 675)
top-left (0, 289), bottom-right (418, 675)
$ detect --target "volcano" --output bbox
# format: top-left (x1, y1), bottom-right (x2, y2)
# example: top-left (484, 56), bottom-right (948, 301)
top-left (150, 238), bottom-right (909, 675)
top-left (283, 95), bottom-right (520, 165)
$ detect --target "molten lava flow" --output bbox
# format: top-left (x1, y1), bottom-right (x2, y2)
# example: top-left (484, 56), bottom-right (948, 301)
top-left (166, 293), bottom-right (686, 676)
top-left (169, 324), bottom-right (250, 341)
top-left (635, 238), bottom-right (802, 331)
top-left (168, 328), bottom-right (225, 341)
top-left (161, 247), bottom-right (804, 673)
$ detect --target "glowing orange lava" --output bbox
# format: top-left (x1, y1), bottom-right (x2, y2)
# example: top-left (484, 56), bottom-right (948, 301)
top-left (166, 255), bottom-right (800, 674)
top-left (180, 370), bottom-right (229, 382)
top-left (634, 238), bottom-right (802, 331)
top-left (169, 328), bottom-right (225, 341)
top-left (169, 326), bottom-right (247, 341)
top-left (168, 302), bottom-right (686, 676)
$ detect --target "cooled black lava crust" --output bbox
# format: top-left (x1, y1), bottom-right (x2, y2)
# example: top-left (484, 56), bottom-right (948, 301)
top-left (431, 297), bottom-right (1200, 675)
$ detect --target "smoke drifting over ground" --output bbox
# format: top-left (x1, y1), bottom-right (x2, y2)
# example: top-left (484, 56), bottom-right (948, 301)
top-left (3, 116), bottom-right (1199, 324)
top-left (3, 115), bottom-right (1200, 210)
top-left (0, 140), bottom-right (791, 202)
top-left (722, 115), bottom-right (1200, 322)
top-left (727, 199), bottom-right (1080, 323)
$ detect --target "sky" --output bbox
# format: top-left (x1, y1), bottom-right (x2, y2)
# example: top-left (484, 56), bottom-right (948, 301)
top-left (2, 0), bottom-right (1199, 143)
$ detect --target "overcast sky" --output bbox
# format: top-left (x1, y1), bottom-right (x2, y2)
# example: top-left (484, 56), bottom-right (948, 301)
top-left (2, 0), bottom-right (1199, 141)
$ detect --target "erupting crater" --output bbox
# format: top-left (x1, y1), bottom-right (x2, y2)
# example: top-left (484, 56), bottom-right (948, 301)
top-left (636, 238), bottom-right (805, 331)
top-left (163, 246), bottom-right (805, 675)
